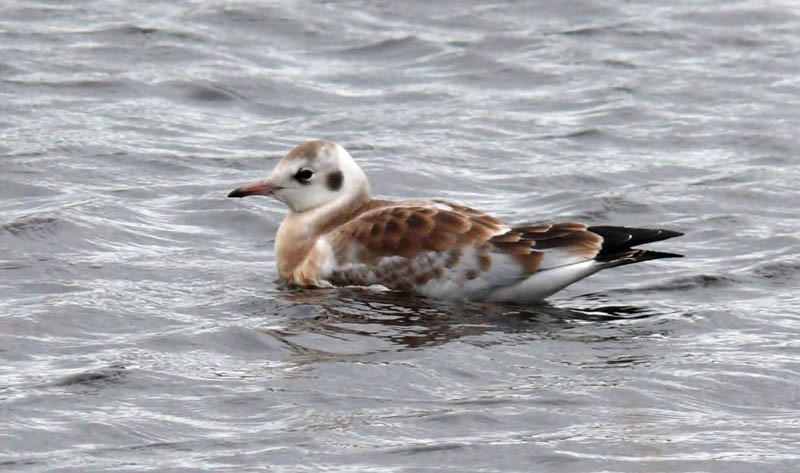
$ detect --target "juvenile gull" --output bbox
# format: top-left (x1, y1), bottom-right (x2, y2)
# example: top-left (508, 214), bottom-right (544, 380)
top-left (228, 140), bottom-right (682, 303)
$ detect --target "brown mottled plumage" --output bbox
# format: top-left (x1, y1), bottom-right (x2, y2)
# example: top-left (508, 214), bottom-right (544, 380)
top-left (228, 140), bottom-right (683, 303)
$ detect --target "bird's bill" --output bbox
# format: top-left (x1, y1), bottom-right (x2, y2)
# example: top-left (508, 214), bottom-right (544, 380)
top-left (227, 181), bottom-right (275, 198)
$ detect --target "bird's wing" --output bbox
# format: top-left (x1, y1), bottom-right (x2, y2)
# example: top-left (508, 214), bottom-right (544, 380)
top-left (488, 221), bottom-right (604, 271)
top-left (321, 201), bottom-right (607, 292)
top-left (326, 202), bottom-right (505, 265)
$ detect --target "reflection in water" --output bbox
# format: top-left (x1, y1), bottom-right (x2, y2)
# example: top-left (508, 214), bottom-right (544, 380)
top-left (256, 287), bottom-right (672, 365)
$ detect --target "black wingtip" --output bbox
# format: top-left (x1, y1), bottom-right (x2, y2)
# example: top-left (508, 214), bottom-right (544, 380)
top-left (597, 249), bottom-right (684, 267)
top-left (588, 226), bottom-right (683, 265)
top-left (658, 229), bottom-right (684, 239)
top-left (588, 226), bottom-right (683, 246)
top-left (642, 250), bottom-right (684, 260)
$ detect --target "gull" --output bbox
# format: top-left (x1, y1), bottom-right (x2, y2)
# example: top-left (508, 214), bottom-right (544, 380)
top-left (228, 140), bottom-right (682, 303)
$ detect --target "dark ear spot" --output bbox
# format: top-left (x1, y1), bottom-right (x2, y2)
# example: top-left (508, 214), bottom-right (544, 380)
top-left (326, 170), bottom-right (343, 191)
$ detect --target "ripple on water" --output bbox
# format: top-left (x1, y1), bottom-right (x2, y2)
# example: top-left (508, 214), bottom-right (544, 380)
top-left (2, 0), bottom-right (800, 471)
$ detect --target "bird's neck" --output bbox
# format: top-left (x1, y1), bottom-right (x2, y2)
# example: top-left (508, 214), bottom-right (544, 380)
top-left (274, 187), bottom-right (372, 280)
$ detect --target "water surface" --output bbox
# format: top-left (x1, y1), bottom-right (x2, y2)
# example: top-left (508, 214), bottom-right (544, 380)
top-left (2, 1), bottom-right (799, 471)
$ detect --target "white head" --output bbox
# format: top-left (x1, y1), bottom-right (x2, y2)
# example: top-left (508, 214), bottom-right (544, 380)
top-left (228, 140), bottom-right (370, 213)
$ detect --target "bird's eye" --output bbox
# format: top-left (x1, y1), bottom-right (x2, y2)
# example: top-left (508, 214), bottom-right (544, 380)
top-left (294, 169), bottom-right (313, 182)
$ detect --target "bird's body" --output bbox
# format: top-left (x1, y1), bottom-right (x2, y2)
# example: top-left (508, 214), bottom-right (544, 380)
top-left (229, 140), bottom-right (682, 303)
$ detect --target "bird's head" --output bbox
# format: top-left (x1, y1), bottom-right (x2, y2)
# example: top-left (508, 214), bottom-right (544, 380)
top-left (228, 140), bottom-right (370, 213)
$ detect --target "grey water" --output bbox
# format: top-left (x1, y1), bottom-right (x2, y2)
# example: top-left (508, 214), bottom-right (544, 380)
top-left (2, 1), bottom-right (799, 471)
